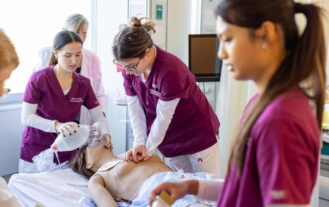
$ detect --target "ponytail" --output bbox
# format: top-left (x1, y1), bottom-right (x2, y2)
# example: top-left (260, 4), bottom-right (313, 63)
top-left (217, 1), bottom-right (327, 177)
top-left (113, 17), bottom-right (156, 60)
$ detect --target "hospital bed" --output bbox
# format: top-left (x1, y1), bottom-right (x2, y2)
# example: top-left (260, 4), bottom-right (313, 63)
top-left (8, 167), bottom-right (217, 207)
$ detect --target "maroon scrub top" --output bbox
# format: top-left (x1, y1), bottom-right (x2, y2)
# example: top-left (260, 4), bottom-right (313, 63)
top-left (123, 46), bottom-right (220, 157)
top-left (21, 66), bottom-right (99, 163)
top-left (218, 89), bottom-right (320, 206)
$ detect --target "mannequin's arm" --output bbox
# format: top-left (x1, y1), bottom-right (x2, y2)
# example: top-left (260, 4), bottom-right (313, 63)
top-left (88, 174), bottom-right (118, 207)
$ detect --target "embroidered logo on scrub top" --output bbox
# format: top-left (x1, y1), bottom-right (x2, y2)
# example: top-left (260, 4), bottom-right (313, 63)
top-left (152, 83), bottom-right (159, 89)
top-left (149, 89), bottom-right (161, 98)
top-left (70, 97), bottom-right (83, 103)
top-left (271, 190), bottom-right (286, 200)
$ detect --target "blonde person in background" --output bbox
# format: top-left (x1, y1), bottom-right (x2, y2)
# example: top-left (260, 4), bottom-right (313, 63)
top-left (34, 14), bottom-right (106, 125)
top-left (0, 29), bottom-right (23, 207)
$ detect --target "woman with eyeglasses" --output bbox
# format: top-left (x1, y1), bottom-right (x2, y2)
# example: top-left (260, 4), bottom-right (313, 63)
top-left (34, 14), bottom-right (106, 125)
top-left (113, 17), bottom-right (220, 177)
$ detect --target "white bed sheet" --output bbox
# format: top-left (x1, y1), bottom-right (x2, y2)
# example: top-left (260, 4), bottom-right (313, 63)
top-left (8, 168), bottom-right (217, 207)
top-left (8, 168), bottom-right (89, 207)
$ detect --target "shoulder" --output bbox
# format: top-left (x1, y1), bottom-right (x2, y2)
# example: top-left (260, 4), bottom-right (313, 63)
top-left (75, 73), bottom-right (91, 86)
top-left (252, 89), bottom-right (319, 143)
top-left (155, 46), bottom-right (187, 70)
top-left (89, 174), bottom-right (105, 186)
top-left (155, 48), bottom-right (190, 81)
top-left (30, 66), bottom-right (53, 83)
top-left (258, 89), bottom-right (311, 123)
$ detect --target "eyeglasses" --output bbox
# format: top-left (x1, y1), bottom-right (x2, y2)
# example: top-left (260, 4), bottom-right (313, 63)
top-left (78, 32), bottom-right (87, 38)
top-left (113, 58), bottom-right (141, 72)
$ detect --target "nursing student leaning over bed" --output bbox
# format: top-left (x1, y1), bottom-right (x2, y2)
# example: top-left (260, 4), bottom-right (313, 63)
top-left (150, 0), bottom-right (326, 207)
top-left (70, 138), bottom-right (172, 207)
top-left (0, 29), bottom-right (24, 206)
top-left (20, 30), bottom-right (110, 173)
top-left (113, 17), bottom-right (220, 177)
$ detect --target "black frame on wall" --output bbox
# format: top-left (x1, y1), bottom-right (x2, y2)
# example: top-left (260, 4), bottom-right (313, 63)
top-left (188, 34), bottom-right (222, 82)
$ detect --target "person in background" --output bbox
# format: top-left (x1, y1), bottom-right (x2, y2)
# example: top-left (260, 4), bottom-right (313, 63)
top-left (0, 29), bottom-right (23, 207)
top-left (150, 0), bottom-right (326, 206)
top-left (34, 14), bottom-right (106, 125)
top-left (113, 17), bottom-right (220, 177)
top-left (20, 30), bottom-right (110, 173)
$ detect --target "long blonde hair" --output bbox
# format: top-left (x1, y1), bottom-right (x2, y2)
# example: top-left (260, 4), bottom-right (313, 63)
top-left (0, 29), bottom-right (19, 71)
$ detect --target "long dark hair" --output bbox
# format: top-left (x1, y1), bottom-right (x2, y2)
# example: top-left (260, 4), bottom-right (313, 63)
top-left (48, 30), bottom-right (83, 66)
top-left (112, 17), bottom-right (156, 60)
top-left (69, 145), bottom-right (94, 179)
top-left (216, 0), bottom-right (326, 176)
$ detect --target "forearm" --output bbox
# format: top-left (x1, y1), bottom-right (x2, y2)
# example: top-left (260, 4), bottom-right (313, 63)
top-left (89, 185), bottom-right (118, 207)
top-left (93, 81), bottom-right (106, 112)
top-left (127, 95), bottom-right (147, 146)
top-left (90, 105), bottom-right (110, 134)
top-left (196, 179), bottom-right (223, 201)
top-left (21, 102), bottom-right (56, 132)
top-left (145, 98), bottom-right (180, 155)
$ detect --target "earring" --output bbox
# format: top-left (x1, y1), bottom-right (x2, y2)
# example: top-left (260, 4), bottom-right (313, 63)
top-left (262, 43), bottom-right (267, 50)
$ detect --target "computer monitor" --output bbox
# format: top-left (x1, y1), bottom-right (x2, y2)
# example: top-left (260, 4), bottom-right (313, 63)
top-left (188, 34), bottom-right (221, 82)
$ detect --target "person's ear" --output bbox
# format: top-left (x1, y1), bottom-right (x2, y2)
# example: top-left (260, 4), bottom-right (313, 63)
top-left (53, 50), bottom-right (58, 59)
top-left (62, 27), bottom-right (65, 31)
top-left (254, 21), bottom-right (277, 48)
top-left (144, 47), bottom-right (152, 58)
top-left (86, 161), bottom-right (93, 169)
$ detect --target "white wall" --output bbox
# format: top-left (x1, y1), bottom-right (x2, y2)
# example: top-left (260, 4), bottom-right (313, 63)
top-left (96, 0), bottom-right (129, 155)
top-left (167, 0), bottom-right (193, 65)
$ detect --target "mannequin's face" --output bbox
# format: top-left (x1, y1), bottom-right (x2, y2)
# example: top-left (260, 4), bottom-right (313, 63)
top-left (85, 141), bottom-right (112, 171)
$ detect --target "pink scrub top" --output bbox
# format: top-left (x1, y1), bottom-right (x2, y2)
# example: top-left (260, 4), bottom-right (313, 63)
top-left (217, 89), bottom-right (320, 206)
top-left (123, 46), bottom-right (220, 157)
top-left (21, 66), bottom-right (99, 163)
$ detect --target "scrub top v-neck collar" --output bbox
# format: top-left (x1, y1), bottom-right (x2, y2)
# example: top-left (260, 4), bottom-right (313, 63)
top-left (51, 66), bottom-right (77, 98)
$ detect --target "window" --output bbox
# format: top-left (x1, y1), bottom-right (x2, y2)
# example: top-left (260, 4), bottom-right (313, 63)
top-left (0, 0), bottom-right (92, 94)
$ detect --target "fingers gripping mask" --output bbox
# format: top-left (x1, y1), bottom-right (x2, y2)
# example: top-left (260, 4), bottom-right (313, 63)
top-left (51, 125), bottom-right (106, 152)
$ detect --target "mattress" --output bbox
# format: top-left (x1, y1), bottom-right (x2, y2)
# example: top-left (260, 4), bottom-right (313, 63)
top-left (8, 168), bottom-right (89, 207)
top-left (8, 168), bottom-right (217, 207)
